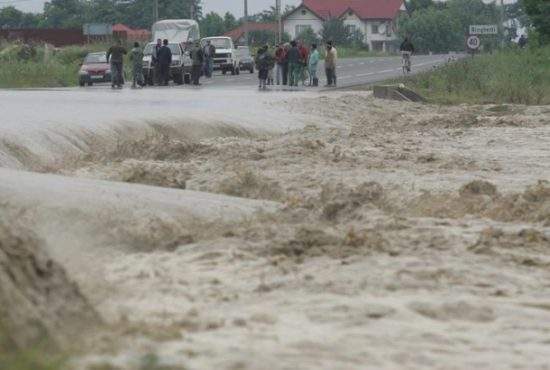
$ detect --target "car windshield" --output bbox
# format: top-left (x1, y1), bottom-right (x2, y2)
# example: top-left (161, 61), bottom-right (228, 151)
top-left (203, 38), bottom-right (231, 49)
top-left (143, 44), bottom-right (181, 55)
top-left (85, 53), bottom-right (107, 64)
top-left (239, 47), bottom-right (251, 58)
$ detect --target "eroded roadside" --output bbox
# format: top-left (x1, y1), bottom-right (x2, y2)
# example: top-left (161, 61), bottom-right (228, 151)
top-left (2, 91), bottom-right (550, 369)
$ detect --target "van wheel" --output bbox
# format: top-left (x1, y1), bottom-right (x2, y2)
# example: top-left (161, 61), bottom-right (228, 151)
top-left (87, 82), bottom-right (93, 86)
top-left (79, 80), bottom-right (85, 87)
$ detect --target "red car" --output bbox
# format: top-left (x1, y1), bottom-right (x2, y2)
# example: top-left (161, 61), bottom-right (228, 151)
top-left (79, 52), bottom-right (112, 87)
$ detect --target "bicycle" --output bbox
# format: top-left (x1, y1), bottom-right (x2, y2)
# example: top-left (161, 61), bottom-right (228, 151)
top-left (402, 51), bottom-right (412, 75)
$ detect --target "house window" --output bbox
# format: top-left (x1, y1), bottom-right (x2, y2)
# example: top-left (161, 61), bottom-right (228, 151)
top-left (296, 25), bottom-right (311, 36)
top-left (345, 25), bottom-right (357, 34)
top-left (348, 10), bottom-right (353, 16)
top-left (301, 9), bottom-right (307, 15)
top-left (371, 23), bottom-right (379, 34)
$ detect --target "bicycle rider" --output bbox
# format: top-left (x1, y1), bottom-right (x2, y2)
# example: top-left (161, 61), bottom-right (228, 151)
top-left (399, 37), bottom-right (415, 73)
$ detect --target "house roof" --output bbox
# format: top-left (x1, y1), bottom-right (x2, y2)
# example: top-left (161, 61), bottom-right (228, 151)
top-left (112, 23), bottom-right (150, 37)
top-left (290, 0), bottom-right (404, 21)
top-left (224, 22), bottom-right (278, 42)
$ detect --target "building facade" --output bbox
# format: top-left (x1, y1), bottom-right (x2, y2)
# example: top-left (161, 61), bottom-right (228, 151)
top-left (283, 0), bottom-right (405, 52)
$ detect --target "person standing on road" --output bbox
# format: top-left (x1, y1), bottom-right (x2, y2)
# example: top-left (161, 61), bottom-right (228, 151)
top-left (282, 43), bottom-right (290, 86)
top-left (275, 43), bottom-right (285, 85)
top-left (203, 40), bottom-right (216, 78)
top-left (287, 41), bottom-right (301, 87)
top-left (298, 41), bottom-right (309, 85)
top-left (324, 41), bottom-right (338, 87)
top-left (129, 42), bottom-right (144, 88)
top-left (255, 46), bottom-right (271, 90)
top-left (191, 41), bottom-right (204, 86)
top-left (151, 38), bottom-right (162, 85)
top-left (308, 43), bottom-right (320, 87)
top-left (157, 39), bottom-right (172, 86)
top-left (107, 39), bottom-right (127, 89)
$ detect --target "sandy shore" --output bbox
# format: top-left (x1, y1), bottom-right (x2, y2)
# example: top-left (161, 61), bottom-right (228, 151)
top-left (2, 90), bottom-right (550, 369)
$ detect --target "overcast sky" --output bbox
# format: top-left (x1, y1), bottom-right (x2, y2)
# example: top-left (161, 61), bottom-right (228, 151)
top-left (5, 0), bottom-right (514, 16)
top-left (6, 0), bottom-right (301, 15)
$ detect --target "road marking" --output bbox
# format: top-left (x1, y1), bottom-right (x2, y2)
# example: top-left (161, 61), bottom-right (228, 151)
top-left (356, 72), bottom-right (376, 77)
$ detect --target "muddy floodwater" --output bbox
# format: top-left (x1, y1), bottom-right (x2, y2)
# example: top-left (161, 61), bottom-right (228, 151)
top-left (1, 88), bottom-right (550, 369)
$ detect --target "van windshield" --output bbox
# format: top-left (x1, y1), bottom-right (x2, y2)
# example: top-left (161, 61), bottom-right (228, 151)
top-left (203, 38), bottom-right (231, 49)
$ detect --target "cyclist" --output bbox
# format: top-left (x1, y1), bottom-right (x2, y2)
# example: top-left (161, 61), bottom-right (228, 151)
top-left (399, 37), bottom-right (415, 73)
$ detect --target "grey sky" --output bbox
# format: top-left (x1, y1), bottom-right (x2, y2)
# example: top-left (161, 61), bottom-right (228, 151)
top-left (6, 0), bottom-right (301, 15)
top-left (202, 0), bottom-right (300, 17)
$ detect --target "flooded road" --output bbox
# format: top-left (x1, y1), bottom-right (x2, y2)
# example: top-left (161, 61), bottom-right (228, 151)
top-left (1, 87), bottom-right (550, 370)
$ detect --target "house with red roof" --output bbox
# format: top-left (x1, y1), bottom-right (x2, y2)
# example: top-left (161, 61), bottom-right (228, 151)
top-left (283, 0), bottom-right (405, 52)
top-left (224, 22), bottom-right (278, 45)
top-left (112, 23), bottom-right (151, 42)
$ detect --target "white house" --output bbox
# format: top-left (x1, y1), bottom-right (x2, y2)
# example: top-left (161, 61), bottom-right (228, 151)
top-left (283, 0), bottom-right (406, 52)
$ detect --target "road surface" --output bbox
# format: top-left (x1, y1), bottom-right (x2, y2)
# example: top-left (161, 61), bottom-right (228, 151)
top-left (201, 53), bottom-right (453, 89)
top-left (80, 54), bottom-right (453, 91)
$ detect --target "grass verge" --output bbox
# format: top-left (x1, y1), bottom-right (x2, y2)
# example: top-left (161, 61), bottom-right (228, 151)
top-left (396, 47), bottom-right (550, 105)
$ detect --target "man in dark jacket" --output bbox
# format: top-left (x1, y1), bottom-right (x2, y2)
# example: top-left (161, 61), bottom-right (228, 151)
top-left (156, 39), bottom-right (172, 86)
top-left (287, 41), bottom-right (301, 87)
top-left (202, 40), bottom-right (216, 78)
top-left (107, 39), bottom-right (127, 88)
top-left (191, 41), bottom-right (204, 86)
top-left (151, 38), bottom-right (162, 84)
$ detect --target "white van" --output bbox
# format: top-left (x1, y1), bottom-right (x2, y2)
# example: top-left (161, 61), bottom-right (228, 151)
top-left (201, 36), bottom-right (241, 75)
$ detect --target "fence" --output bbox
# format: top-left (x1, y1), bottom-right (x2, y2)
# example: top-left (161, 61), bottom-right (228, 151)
top-left (0, 29), bottom-right (86, 47)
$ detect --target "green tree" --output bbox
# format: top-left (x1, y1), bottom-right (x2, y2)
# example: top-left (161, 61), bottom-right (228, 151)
top-left (200, 12), bottom-right (226, 37)
top-left (524, 0), bottom-right (550, 43)
top-left (223, 12), bottom-right (239, 32)
top-left (296, 27), bottom-right (319, 46)
top-left (405, 0), bottom-right (435, 14)
top-left (321, 18), bottom-right (350, 46)
top-left (42, 0), bottom-right (88, 28)
top-left (398, 0), bottom-right (500, 52)
top-left (0, 6), bottom-right (25, 28)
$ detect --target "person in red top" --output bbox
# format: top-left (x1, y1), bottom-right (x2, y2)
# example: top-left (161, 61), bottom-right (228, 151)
top-left (274, 43), bottom-right (286, 86)
top-left (298, 41), bottom-right (309, 85)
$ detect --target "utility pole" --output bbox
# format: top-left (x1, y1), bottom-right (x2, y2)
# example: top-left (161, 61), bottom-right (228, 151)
top-left (244, 0), bottom-right (249, 45)
top-left (276, 0), bottom-right (282, 43)
top-left (153, 0), bottom-right (158, 23)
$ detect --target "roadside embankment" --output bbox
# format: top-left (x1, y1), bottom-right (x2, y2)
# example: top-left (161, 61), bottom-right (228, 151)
top-left (396, 47), bottom-right (550, 105)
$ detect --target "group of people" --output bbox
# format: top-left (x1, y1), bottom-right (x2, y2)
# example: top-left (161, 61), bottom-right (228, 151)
top-left (254, 40), bottom-right (338, 90)
top-left (106, 38), bottom-right (216, 89)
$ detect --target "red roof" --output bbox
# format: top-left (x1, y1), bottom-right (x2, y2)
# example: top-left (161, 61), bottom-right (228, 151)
top-left (224, 22), bottom-right (278, 41)
top-left (112, 23), bottom-right (151, 38)
top-left (298, 0), bottom-right (403, 20)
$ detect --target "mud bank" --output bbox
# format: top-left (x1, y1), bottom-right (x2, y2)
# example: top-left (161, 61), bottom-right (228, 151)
top-left (1, 90), bottom-right (550, 369)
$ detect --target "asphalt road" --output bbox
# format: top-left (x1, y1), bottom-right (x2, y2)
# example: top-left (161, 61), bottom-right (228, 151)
top-left (198, 54), bottom-right (455, 89)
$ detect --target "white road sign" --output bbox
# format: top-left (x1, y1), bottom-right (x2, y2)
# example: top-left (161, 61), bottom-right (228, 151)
top-left (469, 25), bottom-right (498, 35)
top-left (467, 35), bottom-right (481, 50)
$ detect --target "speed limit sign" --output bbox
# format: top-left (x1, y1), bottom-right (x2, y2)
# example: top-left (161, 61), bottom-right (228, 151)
top-left (467, 35), bottom-right (481, 50)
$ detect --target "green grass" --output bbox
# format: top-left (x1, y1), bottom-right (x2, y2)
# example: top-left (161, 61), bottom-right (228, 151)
top-left (0, 42), bottom-right (124, 88)
top-left (396, 47), bottom-right (550, 105)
